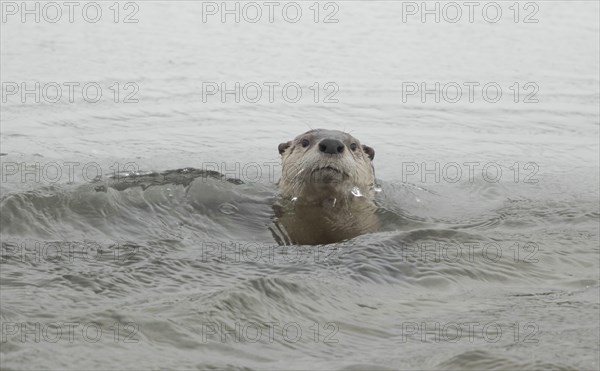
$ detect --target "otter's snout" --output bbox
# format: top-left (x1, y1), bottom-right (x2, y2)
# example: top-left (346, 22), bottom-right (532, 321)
top-left (318, 139), bottom-right (345, 155)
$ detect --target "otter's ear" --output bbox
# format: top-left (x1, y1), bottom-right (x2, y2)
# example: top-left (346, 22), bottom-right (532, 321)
top-left (278, 141), bottom-right (291, 155)
top-left (362, 145), bottom-right (375, 161)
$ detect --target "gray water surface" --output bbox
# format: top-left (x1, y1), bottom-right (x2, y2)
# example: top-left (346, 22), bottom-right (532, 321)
top-left (1, 1), bottom-right (599, 370)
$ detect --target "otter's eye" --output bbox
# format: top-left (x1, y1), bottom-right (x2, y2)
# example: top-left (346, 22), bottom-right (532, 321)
top-left (301, 139), bottom-right (310, 148)
top-left (350, 143), bottom-right (357, 151)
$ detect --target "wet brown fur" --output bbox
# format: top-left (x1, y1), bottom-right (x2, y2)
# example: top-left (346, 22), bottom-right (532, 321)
top-left (274, 129), bottom-right (379, 245)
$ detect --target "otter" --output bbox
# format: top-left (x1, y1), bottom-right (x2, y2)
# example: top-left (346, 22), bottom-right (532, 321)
top-left (273, 129), bottom-right (379, 245)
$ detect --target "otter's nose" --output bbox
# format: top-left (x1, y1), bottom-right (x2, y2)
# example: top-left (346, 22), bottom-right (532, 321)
top-left (319, 139), bottom-right (345, 155)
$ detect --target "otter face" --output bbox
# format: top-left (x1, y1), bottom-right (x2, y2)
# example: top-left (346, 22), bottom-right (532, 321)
top-left (277, 129), bottom-right (375, 202)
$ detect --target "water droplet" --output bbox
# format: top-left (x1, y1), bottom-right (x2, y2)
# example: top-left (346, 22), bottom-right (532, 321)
top-left (373, 184), bottom-right (382, 192)
top-left (218, 203), bottom-right (238, 215)
top-left (351, 187), bottom-right (363, 197)
top-left (291, 197), bottom-right (298, 202)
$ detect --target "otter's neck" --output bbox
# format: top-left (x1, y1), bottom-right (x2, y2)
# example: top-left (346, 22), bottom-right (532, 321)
top-left (290, 191), bottom-right (375, 210)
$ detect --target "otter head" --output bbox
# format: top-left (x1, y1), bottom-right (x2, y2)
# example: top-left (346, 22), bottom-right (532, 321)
top-left (277, 129), bottom-right (376, 203)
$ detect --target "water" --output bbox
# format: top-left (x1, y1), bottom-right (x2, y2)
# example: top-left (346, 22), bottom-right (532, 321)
top-left (1, 1), bottom-right (599, 369)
